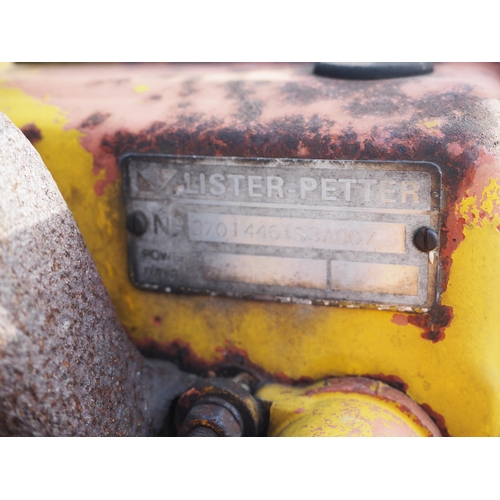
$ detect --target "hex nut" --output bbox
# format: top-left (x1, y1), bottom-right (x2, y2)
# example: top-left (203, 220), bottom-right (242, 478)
top-left (178, 403), bottom-right (242, 437)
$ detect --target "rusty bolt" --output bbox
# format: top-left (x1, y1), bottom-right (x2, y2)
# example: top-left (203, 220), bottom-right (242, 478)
top-left (414, 227), bottom-right (438, 252)
top-left (175, 377), bottom-right (263, 437)
top-left (178, 403), bottom-right (242, 437)
top-left (126, 211), bottom-right (148, 236)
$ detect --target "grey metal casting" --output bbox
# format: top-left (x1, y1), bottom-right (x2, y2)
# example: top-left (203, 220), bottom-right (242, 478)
top-left (0, 112), bottom-right (195, 436)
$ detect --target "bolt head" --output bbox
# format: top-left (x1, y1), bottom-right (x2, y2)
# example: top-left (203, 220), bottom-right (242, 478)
top-left (126, 211), bottom-right (148, 236)
top-left (414, 227), bottom-right (438, 252)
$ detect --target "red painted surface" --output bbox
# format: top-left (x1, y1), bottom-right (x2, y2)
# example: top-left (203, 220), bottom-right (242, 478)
top-left (391, 314), bottom-right (409, 326)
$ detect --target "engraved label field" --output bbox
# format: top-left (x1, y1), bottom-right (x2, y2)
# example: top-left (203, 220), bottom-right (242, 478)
top-left (187, 213), bottom-right (406, 254)
top-left (122, 155), bottom-right (441, 310)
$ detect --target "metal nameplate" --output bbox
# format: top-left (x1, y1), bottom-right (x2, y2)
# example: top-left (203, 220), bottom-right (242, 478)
top-left (121, 155), bottom-right (441, 310)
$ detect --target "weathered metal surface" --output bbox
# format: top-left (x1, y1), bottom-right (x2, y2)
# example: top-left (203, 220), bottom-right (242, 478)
top-left (123, 155), bottom-right (440, 310)
top-left (0, 113), bottom-right (196, 436)
top-left (2, 63), bottom-right (500, 436)
top-left (257, 377), bottom-right (442, 437)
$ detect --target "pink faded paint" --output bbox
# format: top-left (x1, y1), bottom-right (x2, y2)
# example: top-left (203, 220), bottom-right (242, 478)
top-left (447, 142), bottom-right (465, 156)
top-left (93, 179), bottom-right (108, 196)
top-left (391, 313), bottom-right (409, 326)
top-left (301, 377), bottom-right (441, 436)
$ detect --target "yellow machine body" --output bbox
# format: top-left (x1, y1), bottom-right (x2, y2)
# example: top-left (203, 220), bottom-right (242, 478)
top-left (1, 63), bottom-right (500, 436)
top-left (256, 377), bottom-right (441, 437)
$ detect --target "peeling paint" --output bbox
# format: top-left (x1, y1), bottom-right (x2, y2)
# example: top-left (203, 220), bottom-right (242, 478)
top-left (420, 402), bottom-right (450, 436)
top-left (409, 305), bottom-right (454, 343)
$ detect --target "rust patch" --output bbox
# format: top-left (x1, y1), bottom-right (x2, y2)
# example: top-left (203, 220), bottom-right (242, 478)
top-left (407, 305), bottom-right (454, 343)
top-left (392, 304), bottom-right (454, 344)
top-left (136, 337), bottom-right (272, 381)
top-left (137, 338), bottom-right (212, 374)
top-left (182, 387), bottom-right (202, 399)
top-left (136, 337), bottom-right (313, 386)
top-left (272, 372), bottom-right (315, 386)
top-left (20, 123), bottom-right (42, 144)
top-left (214, 342), bottom-right (252, 367)
top-left (420, 402), bottom-right (450, 436)
top-left (364, 373), bottom-right (409, 393)
top-left (80, 112), bottom-right (110, 129)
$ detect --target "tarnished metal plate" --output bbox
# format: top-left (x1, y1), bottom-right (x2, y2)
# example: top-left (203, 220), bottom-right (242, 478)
top-left (121, 155), bottom-right (441, 310)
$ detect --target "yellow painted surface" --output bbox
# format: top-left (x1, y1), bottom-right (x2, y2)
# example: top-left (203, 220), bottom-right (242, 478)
top-left (257, 381), bottom-right (433, 437)
top-left (0, 62), bottom-right (14, 72)
top-left (422, 120), bottom-right (440, 129)
top-left (133, 84), bottom-right (150, 93)
top-left (2, 78), bottom-right (500, 436)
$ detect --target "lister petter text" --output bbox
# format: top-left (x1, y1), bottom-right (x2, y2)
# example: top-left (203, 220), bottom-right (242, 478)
top-left (179, 172), bottom-right (422, 204)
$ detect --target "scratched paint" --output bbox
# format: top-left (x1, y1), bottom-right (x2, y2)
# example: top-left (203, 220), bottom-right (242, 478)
top-left (257, 377), bottom-right (441, 437)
